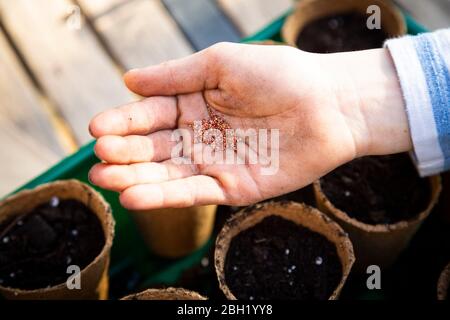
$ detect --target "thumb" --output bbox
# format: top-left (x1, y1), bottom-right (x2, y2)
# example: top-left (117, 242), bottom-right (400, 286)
top-left (124, 46), bottom-right (222, 97)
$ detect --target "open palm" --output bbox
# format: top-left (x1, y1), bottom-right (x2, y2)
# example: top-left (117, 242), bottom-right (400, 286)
top-left (89, 43), bottom-right (359, 210)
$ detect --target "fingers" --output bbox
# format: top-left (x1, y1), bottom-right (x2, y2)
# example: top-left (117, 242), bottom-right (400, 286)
top-left (89, 161), bottom-right (198, 192)
top-left (89, 96), bottom-right (178, 138)
top-left (94, 131), bottom-right (177, 164)
top-left (120, 175), bottom-right (226, 210)
top-left (123, 44), bottom-right (224, 96)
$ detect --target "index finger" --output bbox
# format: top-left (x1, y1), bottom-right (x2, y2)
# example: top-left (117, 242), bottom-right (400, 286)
top-left (89, 96), bottom-right (178, 138)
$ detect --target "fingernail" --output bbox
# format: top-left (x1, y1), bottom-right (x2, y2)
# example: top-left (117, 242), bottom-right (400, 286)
top-left (125, 68), bottom-right (139, 76)
top-left (88, 124), bottom-right (94, 137)
top-left (87, 169), bottom-right (93, 185)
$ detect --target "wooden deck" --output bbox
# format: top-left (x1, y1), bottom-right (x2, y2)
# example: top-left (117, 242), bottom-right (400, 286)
top-left (0, 0), bottom-right (448, 197)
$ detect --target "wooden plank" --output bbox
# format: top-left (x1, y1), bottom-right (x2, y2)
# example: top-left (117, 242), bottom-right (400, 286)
top-left (0, 0), bottom-right (135, 144)
top-left (0, 28), bottom-right (66, 197)
top-left (0, 30), bottom-right (66, 157)
top-left (77, 0), bottom-right (128, 17)
top-left (162, 0), bottom-right (241, 50)
top-left (0, 122), bottom-right (60, 197)
top-left (218, 0), bottom-right (292, 36)
top-left (395, 0), bottom-right (450, 30)
top-left (79, 0), bottom-right (194, 69)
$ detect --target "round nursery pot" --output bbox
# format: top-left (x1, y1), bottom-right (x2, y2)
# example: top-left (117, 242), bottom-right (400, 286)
top-left (437, 262), bottom-right (450, 300)
top-left (215, 201), bottom-right (355, 300)
top-left (314, 154), bottom-right (441, 270)
top-left (132, 205), bottom-right (216, 258)
top-left (121, 287), bottom-right (207, 300)
top-left (0, 180), bottom-right (114, 299)
top-left (282, 0), bottom-right (406, 52)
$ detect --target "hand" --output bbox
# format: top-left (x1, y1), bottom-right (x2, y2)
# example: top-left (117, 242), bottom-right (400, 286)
top-left (88, 42), bottom-right (410, 210)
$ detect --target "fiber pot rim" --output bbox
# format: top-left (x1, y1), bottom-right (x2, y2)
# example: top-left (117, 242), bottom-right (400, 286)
top-left (121, 287), bottom-right (207, 300)
top-left (437, 262), bottom-right (450, 300)
top-left (0, 179), bottom-right (115, 296)
top-left (313, 175), bottom-right (442, 233)
top-left (281, 0), bottom-right (407, 47)
top-left (214, 201), bottom-right (355, 300)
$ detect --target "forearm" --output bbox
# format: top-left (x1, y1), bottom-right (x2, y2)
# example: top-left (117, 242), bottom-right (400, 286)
top-left (319, 48), bottom-right (412, 158)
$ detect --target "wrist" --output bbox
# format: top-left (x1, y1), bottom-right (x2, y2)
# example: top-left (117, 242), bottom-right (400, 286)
top-left (319, 48), bottom-right (412, 158)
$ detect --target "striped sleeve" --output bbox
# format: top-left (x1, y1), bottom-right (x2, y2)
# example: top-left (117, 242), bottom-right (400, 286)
top-left (385, 28), bottom-right (450, 177)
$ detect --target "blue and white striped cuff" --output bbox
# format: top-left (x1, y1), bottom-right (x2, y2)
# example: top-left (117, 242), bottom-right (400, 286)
top-left (385, 29), bottom-right (450, 177)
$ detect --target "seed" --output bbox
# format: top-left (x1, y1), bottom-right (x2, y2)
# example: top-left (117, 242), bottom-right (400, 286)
top-left (189, 104), bottom-right (238, 151)
top-left (344, 191), bottom-right (351, 197)
top-left (66, 256), bottom-right (72, 265)
top-left (249, 296), bottom-right (254, 301)
top-left (232, 265), bottom-right (238, 271)
top-left (315, 256), bottom-right (323, 266)
top-left (17, 220), bottom-right (24, 226)
top-left (200, 257), bottom-right (209, 268)
top-left (71, 229), bottom-right (79, 237)
top-left (285, 249), bottom-right (290, 255)
top-left (290, 265), bottom-right (296, 270)
top-left (49, 196), bottom-right (60, 207)
top-left (289, 281), bottom-right (294, 286)
top-left (9, 272), bottom-right (15, 278)
top-left (2, 236), bottom-right (9, 244)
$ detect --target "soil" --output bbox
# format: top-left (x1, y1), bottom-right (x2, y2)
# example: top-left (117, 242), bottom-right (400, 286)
top-left (224, 215), bottom-right (342, 300)
top-left (0, 198), bottom-right (105, 290)
top-left (321, 154), bottom-right (431, 225)
top-left (296, 12), bottom-right (389, 53)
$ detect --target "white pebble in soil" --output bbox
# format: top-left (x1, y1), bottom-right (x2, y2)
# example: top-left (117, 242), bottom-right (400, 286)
top-left (287, 265), bottom-right (297, 274)
top-left (49, 196), bottom-right (60, 208)
top-left (315, 256), bottom-right (323, 266)
top-left (201, 257), bottom-right (209, 268)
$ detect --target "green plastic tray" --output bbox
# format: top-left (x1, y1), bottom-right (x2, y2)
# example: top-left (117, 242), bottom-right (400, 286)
top-left (10, 11), bottom-right (439, 300)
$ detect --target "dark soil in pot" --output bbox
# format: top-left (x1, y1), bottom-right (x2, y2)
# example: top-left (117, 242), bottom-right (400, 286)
top-left (0, 198), bottom-right (105, 289)
top-left (296, 12), bottom-right (388, 53)
top-left (320, 154), bottom-right (431, 225)
top-left (224, 215), bottom-right (342, 300)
